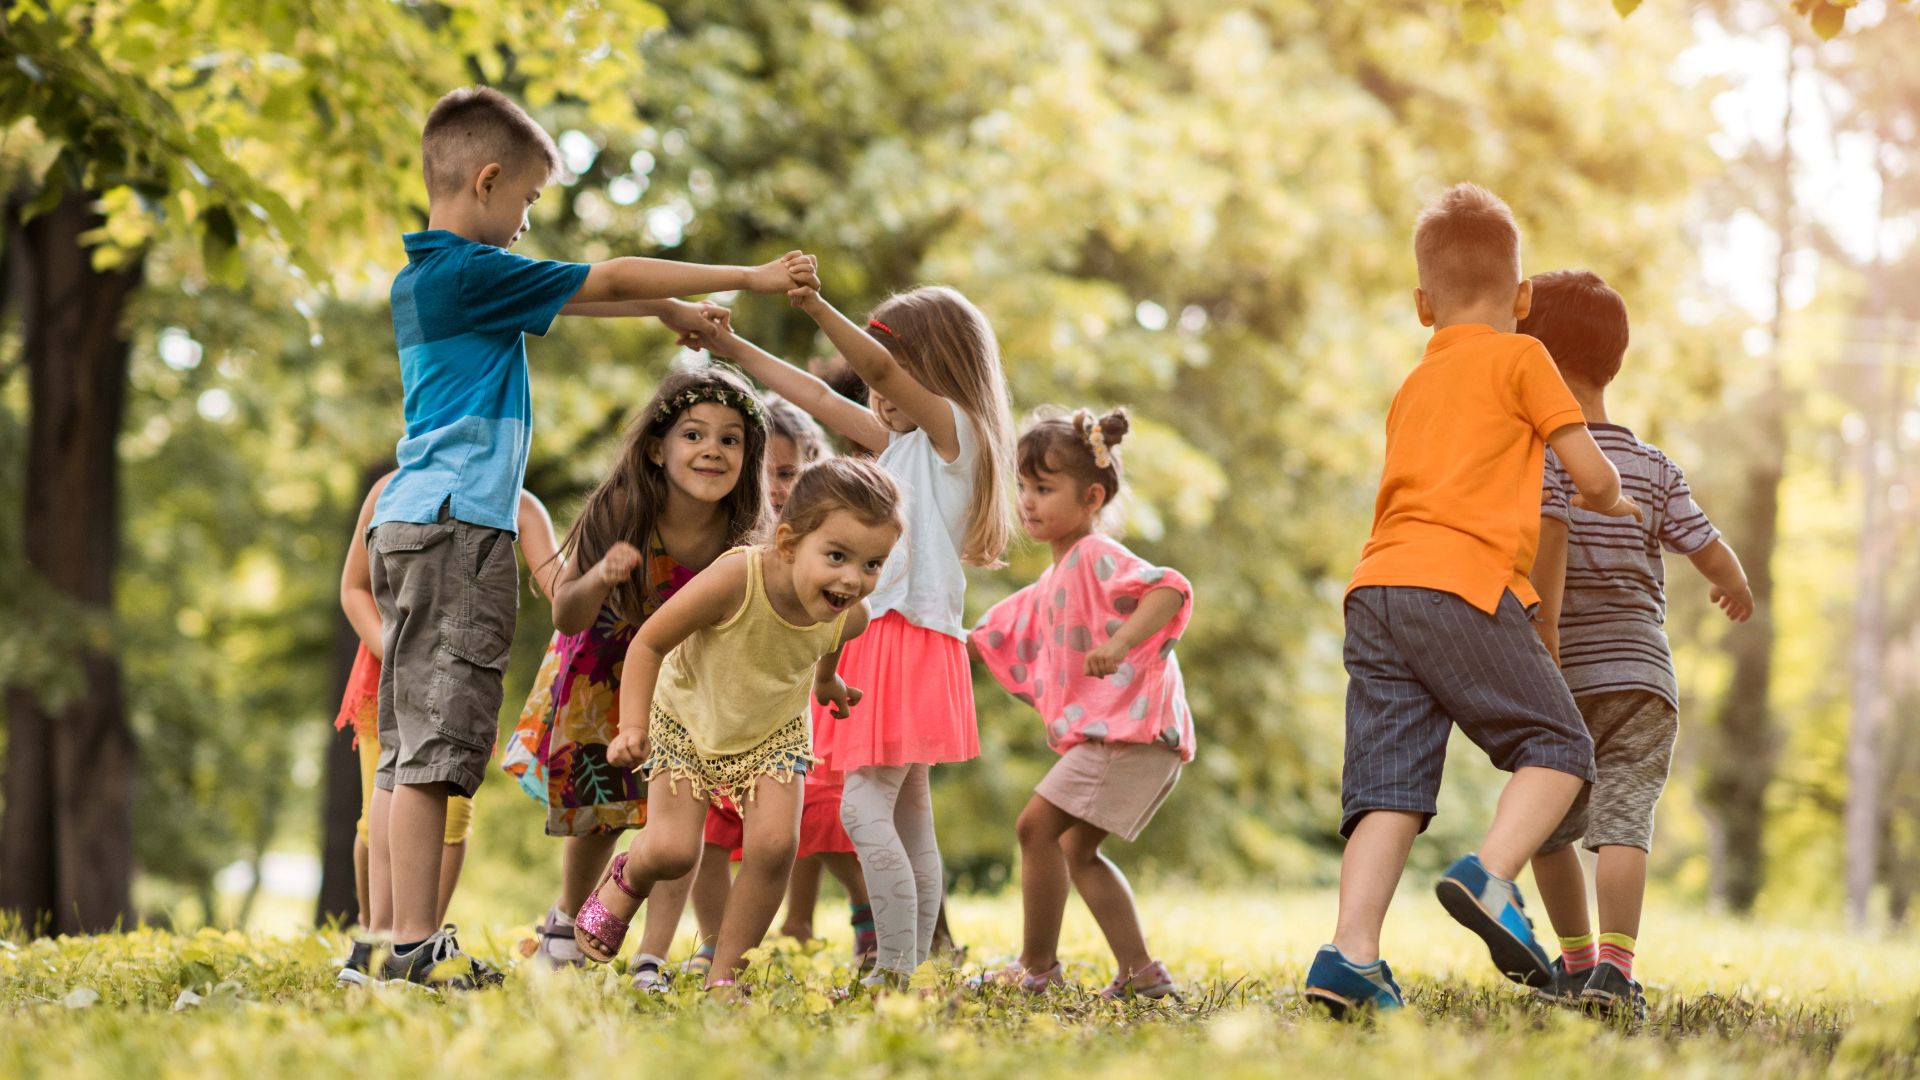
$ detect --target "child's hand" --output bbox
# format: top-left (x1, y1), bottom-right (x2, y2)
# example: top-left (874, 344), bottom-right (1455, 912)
top-left (1571, 492), bottom-right (1644, 521)
top-left (788, 283), bottom-right (820, 311)
top-left (1711, 582), bottom-right (1755, 622)
top-left (784, 250), bottom-right (820, 290)
top-left (594, 541), bottom-right (644, 587)
top-left (746, 250), bottom-right (812, 294)
top-left (658, 299), bottom-right (727, 349)
top-left (1084, 641), bottom-right (1127, 678)
top-left (814, 675), bottom-right (863, 719)
top-left (607, 726), bottom-right (652, 770)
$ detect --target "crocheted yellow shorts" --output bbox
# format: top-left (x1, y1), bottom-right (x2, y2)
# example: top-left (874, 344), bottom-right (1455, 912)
top-left (644, 703), bottom-right (815, 812)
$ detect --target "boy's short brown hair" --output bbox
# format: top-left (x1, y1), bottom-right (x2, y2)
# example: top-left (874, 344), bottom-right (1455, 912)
top-left (1518, 270), bottom-right (1630, 387)
top-left (1414, 183), bottom-right (1522, 311)
top-left (421, 87), bottom-right (562, 201)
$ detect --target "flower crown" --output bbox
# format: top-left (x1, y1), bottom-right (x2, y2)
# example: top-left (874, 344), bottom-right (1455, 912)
top-left (1077, 410), bottom-right (1112, 470)
top-left (655, 384), bottom-right (765, 429)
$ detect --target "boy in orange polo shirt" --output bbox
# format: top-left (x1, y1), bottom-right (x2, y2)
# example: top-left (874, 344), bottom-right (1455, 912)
top-left (1302, 184), bottom-right (1642, 1018)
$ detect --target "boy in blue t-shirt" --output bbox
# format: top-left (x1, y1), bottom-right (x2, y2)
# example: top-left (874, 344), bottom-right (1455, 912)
top-left (359, 86), bottom-right (815, 988)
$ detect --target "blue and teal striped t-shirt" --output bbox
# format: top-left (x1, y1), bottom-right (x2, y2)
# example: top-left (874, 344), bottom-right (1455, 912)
top-left (371, 230), bottom-right (590, 535)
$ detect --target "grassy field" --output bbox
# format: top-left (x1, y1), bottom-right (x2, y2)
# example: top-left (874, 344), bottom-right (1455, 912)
top-left (4, 887), bottom-right (1917, 1079)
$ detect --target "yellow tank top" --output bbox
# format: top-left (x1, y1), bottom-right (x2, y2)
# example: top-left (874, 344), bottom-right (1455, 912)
top-left (653, 546), bottom-right (850, 756)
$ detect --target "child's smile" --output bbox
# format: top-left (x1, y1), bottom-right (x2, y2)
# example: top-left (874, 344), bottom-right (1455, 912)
top-left (776, 509), bottom-right (901, 625)
top-left (654, 403), bottom-right (747, 504)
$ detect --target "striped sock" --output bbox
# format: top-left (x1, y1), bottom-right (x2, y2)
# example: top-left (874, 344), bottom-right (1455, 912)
top-left (1597, 932), bottom-right (1636, 979)
top-left (850, 902), bottom-right (877, 956)
top-left (1558, 933), bottom-right (1597, 973)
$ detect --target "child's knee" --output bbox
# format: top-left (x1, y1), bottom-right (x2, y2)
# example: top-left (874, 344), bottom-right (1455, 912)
top-left (1058, 829), bottom-right (1104, 865)
top-left (1016, 805), bottom-right (1057, 848)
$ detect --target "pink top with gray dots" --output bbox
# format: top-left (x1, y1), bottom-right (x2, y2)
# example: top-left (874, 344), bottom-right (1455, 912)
top-left (972, 533), bottom-right (1196, 762)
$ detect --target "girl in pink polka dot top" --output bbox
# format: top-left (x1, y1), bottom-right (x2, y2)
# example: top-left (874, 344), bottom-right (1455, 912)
top-left (969, 407), bottom-right (1195, 1001)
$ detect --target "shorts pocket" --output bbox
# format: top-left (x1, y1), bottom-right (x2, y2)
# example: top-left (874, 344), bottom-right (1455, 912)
top-left (430, 619), bottom-right (512, 752)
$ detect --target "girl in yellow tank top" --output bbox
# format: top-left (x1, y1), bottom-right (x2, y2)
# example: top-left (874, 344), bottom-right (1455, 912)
top-left (571, 458), bottom-right (906, 991)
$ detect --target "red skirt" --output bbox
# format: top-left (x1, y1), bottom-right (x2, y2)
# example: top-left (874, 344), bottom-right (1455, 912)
top-left (814, 611), bottom-right (977, 773)
top-left (701, 781), bottom-right (854, 859)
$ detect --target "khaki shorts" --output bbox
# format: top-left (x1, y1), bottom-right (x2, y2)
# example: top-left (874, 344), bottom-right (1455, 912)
top-left (368, 513), bottom-right (518, 799)
top-left (1540, 689), bottom-right (1679, 854)
top-left (1035, 740), bottom-right (1181, 842)
top-left (355, 722), bottom-right (474, 845)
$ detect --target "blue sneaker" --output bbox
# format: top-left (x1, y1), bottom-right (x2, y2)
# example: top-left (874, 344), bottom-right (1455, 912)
top-left (1303, 945), bottom-right (1404, 1019)
top-left (1434, 853), bottom-right (1552, 988)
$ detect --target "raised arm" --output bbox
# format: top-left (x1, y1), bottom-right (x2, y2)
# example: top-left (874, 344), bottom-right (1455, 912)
top-left (788, 281), bottom-right (960, 461)
top-left (1546, 424), bottom-right (1639, 520)
top-left (562, 252), bottom-right (807, 308)
top-left (1530, 516), bottom-right (1569, 664)
top-left (1686, 538), bottom-right (1755, 622)
top-left (701, 316), bottom-right (891, 454)
top-left (515, 491), bottom-right (566, 603)
top-left (340, 472), bottom-right (396, 660)
top-left (606, 553), bottom-right (751, 768)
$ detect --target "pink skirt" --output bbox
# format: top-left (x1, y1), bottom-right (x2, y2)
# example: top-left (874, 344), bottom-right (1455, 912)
top-left (814, 611), bottom-right (977, 772)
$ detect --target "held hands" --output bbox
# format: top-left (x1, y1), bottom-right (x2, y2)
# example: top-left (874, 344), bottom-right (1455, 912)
top-left (1084, 640), bottom-right (1127, 679)
top-left (593, 541), bottom-right (644, 588)
top-left (1711, 582), bottom-right (1755, 622)
top-left (814, 675), bottom-right (863, 720)
top-left (747, 250), bottom-right (818, 294)
top-left (607, 725), bottom-right (652, 771)
top-left (783, 251), bottom-right (823, 311)
top-left (659, 299), bottom-right (730, 350)
top-left (1570, 492), bottom-right (1644, 521)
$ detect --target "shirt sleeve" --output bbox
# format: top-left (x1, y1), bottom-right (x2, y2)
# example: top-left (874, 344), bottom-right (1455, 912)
top-left (461, 246), bottom-right (592, 338)
top-left (1657, 457), bottom-right (1721, 555)
top-left (1541, 447), bottom-right (1572, 525)
top-left (971, 586), bottom-right (1045, 709)
top-left (1512, 339), bottom-right (1587, 441)
top-left (1096, 539), bottom-right (1194, 647)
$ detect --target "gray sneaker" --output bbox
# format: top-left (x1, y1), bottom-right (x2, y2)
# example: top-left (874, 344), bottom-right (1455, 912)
top-left (379, 926), bottom-right (504, 991)
top-left (1531, 956), bottom-right (1586, 1006)
top-left (336, 939), bottom-right (376, 987)
top-left (1579, 962), bottom-right (1647, 1022)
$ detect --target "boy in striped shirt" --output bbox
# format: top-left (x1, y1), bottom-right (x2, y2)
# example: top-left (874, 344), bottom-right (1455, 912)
top-left (1524, 270), bottom-right (1755, 1019)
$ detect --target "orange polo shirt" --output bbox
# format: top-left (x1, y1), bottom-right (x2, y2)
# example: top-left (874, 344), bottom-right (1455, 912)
top-left (1348, 323), bottom-right (1586, 614)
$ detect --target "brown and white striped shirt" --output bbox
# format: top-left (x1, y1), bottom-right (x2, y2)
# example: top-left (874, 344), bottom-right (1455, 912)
top-left (1541, 423), bottom-right (1719, 708)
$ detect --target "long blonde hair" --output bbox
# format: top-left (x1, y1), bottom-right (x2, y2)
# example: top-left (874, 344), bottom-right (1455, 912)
top-left (866, 285), bottom-right (1015, 567)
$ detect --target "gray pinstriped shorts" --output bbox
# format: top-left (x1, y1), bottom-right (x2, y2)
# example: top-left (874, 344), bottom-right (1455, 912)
top-left (1340, 586), bottom-right (1595, 838)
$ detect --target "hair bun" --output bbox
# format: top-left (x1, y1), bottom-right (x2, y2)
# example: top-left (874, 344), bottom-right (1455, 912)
top-left (1097, 408), bottom-right (1130, 448)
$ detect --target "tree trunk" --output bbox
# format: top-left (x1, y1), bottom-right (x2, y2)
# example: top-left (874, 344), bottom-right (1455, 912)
top-left (314, 462), bottom-right (389, 927)
top-left (0, 189), bottom-right (142, 935)
top-left (1699, 38), bottom-right (1797, 916)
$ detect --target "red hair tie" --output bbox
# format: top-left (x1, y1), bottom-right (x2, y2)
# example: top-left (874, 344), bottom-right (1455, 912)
top-left (867, 318), bottom-right (895, 336)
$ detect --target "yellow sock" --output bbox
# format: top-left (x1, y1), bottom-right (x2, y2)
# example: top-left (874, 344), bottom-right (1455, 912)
top-left (1597, 932), bottom-right (1636, 978)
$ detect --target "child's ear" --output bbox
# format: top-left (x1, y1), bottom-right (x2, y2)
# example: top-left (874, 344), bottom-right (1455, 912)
top-left (1414, 287), bottom-right (1436, 328)
top-left (646, 436), bottom-right (664, 468)
top-left (1513, 279), bottom-right (1533, 322)
top-left (1082, 482), bottom-right (1108, 514)
top-left (474, 162), bottom-right (503, 203)
top-left (773, 522), bottom-right (798, 560)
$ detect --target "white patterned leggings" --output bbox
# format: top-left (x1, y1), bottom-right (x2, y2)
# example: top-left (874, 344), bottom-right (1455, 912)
top-left (841, 763), bottom-right (943, 976)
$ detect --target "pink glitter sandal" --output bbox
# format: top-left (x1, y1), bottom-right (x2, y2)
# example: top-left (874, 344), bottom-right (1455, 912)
top-left (574, 852), bottom-right (643, 964)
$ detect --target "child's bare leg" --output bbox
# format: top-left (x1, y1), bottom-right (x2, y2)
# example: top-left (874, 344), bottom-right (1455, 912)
top-left (1060, 821), bottom-right (1152, 976)
top-left (691, 843), bottom-right (733, 946)
top-left (1477, 767), bottom-right (1586, 879)
top-left (434, 840), bottom-right (467, 925)
top-left (388, 782), bottom-right (451, 943)
top-left (366, 787), bottom-right (394, 934)
top-left (560, 832), bottom-right (620, 917)
top-left (1330, 809), bottom-right (1421, 964)
top-left (353, 835), bottom-right (373, 931)
top-left (779, 856), bottom-right (825, 940)
top-left (712, 776), bottom-right (805, 978)
top-left (1594, 845), bottom-right (1647, 941)
top-left (1015, 795), bottom-right (1074, 971)
top-left (1529, 845), bottom-right (1591, 940)
top-left (637, 861), bottom-right (699, 959)
top-left (818, 852), bottom-right (869, 906)
top-left (588, 774), bottom-right (708, 926)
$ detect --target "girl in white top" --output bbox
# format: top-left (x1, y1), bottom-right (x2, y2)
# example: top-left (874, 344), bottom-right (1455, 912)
top-left (700, 259), bottom-right (1015, 982)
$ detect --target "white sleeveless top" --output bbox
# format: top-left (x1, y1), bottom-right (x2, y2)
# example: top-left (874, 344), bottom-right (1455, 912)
top-left (865, 398), bottom-right (978, 640)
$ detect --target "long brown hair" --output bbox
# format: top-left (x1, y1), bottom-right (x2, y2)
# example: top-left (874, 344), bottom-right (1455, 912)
top-left (865, 285), bottom-right (1015, 567)
top-left (561, 364), bottom-right (770, 622)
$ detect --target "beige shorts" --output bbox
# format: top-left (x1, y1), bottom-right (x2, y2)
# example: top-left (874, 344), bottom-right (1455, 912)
top-left (1034, 740), bottom-right (1181, 842)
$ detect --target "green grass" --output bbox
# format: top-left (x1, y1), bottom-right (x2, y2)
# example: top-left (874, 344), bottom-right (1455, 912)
top-left (3, 890), bottom-right (1916, 1079)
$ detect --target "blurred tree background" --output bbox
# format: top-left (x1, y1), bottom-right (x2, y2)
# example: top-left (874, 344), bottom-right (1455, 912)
top-left (1, 0), bottom-right (1915, 934)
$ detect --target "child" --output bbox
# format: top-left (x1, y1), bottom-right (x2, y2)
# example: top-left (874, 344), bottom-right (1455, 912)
top-left (364, 84), bottom-right (808, 987)
top-left (335, 472), bottom-right (564, 986)
top-left (676, 396), bottom-right (881, 977)
top-left (970, 408), bottom-right (1196, 1000)
top-left (1519, 270), bottom-right (1755, 1019)
top-left (501, 365), bottom-right (769, 988)
top-left (697, 279), bottom-right (1016, 983)
top-left (1302, 184), bottom-right (1643, 1017)
top-left (571, 458), bottom-right (906, 991)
